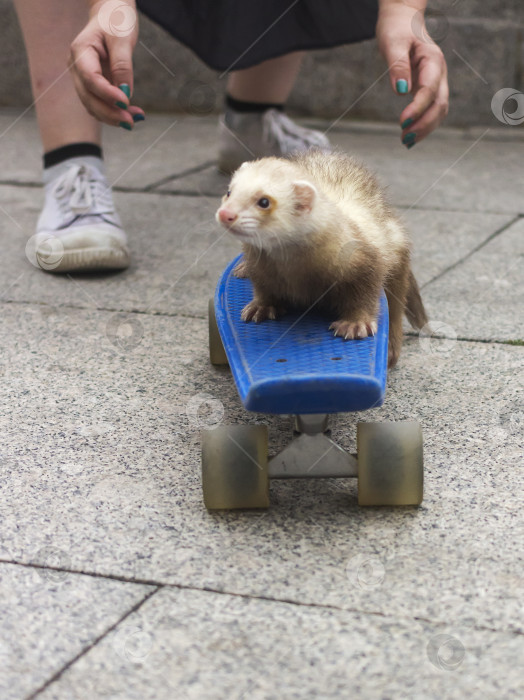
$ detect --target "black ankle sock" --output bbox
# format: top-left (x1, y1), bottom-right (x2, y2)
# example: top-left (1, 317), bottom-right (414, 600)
top-left (43, 142), bottom-right (103, 169)
top-left (225, 94), bottom-right (284, 114)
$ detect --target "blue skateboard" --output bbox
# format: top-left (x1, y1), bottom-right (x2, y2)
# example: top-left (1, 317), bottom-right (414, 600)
top-left (202, 255), bottom-right (423, 509)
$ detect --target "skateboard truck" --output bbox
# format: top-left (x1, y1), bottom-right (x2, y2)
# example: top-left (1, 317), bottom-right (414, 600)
top-left (269, 414), bottom-right (358, 479)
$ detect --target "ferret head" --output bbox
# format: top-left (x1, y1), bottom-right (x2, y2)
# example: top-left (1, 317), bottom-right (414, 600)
top-left (215, 158), bottom-right (318, 251)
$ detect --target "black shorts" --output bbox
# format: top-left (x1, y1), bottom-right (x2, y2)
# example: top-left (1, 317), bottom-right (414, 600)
top-left (136, 0), bottom-right (379, 72)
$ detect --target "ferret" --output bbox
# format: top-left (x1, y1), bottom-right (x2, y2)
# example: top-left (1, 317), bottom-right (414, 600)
top-left (216, 151), bottom-right (428, 367)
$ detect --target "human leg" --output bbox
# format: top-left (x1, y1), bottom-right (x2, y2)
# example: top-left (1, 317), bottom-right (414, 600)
top-left (226, 52), bottom-right (305, 105)
top-left (218, 53), bottom-right (331, 173)
top-left (14, 0), bottom-right (129, 272)
top-left (14, 0), bottom-right (101, 151)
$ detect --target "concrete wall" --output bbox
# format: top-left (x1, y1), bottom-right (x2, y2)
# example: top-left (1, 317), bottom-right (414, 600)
top-left (1, 1), bottom-right (523, 127)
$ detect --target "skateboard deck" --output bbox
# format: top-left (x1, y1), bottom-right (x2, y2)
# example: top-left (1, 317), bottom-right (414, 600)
top-left (214, 255), bottom-right (389, 415)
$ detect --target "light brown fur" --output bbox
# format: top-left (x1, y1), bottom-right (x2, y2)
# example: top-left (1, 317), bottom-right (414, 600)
top-left (216, 151), bottom-right (428, 367)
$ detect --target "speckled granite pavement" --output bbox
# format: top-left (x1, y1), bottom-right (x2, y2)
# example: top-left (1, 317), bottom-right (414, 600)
top-left (0, 112), bottom-right (523, 700)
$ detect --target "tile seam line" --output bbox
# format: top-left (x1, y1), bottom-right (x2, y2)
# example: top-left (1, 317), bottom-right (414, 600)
top-left (403, 332), bottom-right (524, 347)
top-left (1, 560), bottom-right (523, 640)
top-left (25, 586), bottom-right (161, 700)
top-left (397, 206), bottom-right (523, 216)
top-left (0, 160), bottom-right (215, 193)
top-left (2, 109), bottom-right (524, 142)
top-left (1, 179), bottom-right (524, 217)
top-left (0, 299), bottom-right (521, 346)
top-left (0, 298), bottom-right (209, 321)
top-left (420, 214), bottom-right (522, 290)
top-left (195, 586), bottom-right (524, 638)
top-left (143, 159), bottom-right (217, 190)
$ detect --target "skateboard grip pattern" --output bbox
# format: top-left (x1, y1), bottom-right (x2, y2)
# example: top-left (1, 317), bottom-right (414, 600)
top-left (214, 256), bottom-right (389, 414)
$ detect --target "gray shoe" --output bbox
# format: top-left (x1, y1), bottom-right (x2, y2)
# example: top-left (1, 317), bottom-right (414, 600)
top-left (217, 108), bottom-right (331, 174)
top-left (29, 157), bottom-right (130, 273)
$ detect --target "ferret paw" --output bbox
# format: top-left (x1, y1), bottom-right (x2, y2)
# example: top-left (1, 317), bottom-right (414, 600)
top-left (387, 340), bottom-right (403, 368)
top-left (233, 260), bottom-right (249, 278)
top-left (241, 301), bottom-right (283, 323)
top-left (330, 319), bottom-right (378, 340)
top-left (388, 346), bottom-right (400, 369)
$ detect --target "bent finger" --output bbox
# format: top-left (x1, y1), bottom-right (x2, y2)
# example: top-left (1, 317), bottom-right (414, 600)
top-left (403, 45), bottom-right (447, 124)
top-left (379, 33), bottom-right (413, 94)
top-left (70, 43), bottom-right (133, 112)
top-left (71, 69), bottom-right (135, 127)
top-left (106, 36), bottom-right (135, 98)
top-left (127, 105), bottom-right (146, 122)
top-left (401, 81), bottom-right (449, 146)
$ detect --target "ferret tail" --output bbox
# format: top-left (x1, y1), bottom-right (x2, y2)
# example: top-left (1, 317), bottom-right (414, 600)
top-left (405, 270), bottom-right (428, 330)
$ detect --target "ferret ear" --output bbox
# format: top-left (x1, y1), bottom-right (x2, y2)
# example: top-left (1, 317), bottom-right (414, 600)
top-left (231, 162), bottom-right (249, 178)
top-left (292, 180), bottom-right (317, 213)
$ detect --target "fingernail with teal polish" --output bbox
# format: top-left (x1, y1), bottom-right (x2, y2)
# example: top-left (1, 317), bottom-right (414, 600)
top-left (401, 117), bottom-right (413, 129)
top-left (118, 83), bottom-right (130, 98)
top-left (119, 121), bottom-right (132, 131)
top-left (402, 132), bottom-right (416, 145)
top-left (396, 79), bottom-right (408, 94)
top-left (406, 142), bottom-right (416, 150)
top-left (116, 100), bottom-right (128, 109)
top-left (133, 113), bottom-right (145, 123)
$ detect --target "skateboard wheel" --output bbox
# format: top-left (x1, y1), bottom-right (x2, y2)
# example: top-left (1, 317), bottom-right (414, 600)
top-left (208, 298), bottom-right (228, 366)
top-left (357, 421), bottom-right (423, 506)
top-left (202, 425), bottom-right (269, 509)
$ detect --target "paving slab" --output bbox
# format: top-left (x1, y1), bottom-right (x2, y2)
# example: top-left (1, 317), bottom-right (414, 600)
top-left (0, 561), bottom-right (154, 700)
top-left (1, 185), bottom-right (240, 317)
top-left (0, 302), bottom-right (522, 638)
top-left (158, 122), bottom-right (524, 215)
top-left (332, 129), bottom-right (524, 215)
top-left (0, 185), bottom-right (516, 331)
top-left (0, 111), bottom-right (218, 190)
top-left (4, 111), bottom-right (524, 216)
top-left (423, 216), bottom-right (524, 341)
top-left (0, 110), bottom-right (42, 183)
top-left (393, 208), bottom-right (514, 288)
top-left (37, 586), bottom-right (524, 700)
top-left (102, 116), bottom-right (218, 190)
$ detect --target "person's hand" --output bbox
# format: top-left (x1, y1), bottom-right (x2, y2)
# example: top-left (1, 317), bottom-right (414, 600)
top-left (376, 1), bottom-right (448, 148)
top-left (68, 0), bottom-right (145, 129)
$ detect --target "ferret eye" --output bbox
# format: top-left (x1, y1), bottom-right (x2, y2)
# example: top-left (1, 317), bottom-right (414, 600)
top-left (226, 190), bottom-right (231, 198)
top-left (257, 197), bottom-right (270, 209)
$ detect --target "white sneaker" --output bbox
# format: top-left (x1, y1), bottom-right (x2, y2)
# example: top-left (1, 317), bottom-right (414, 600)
top-left (217, 108), bottom-right (331, 174)
top-left (30, 157), bottom-right (130, 273)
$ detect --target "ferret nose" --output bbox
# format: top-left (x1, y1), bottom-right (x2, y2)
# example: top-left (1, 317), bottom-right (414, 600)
top-left (218, 207), bottom-right (237, 224)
